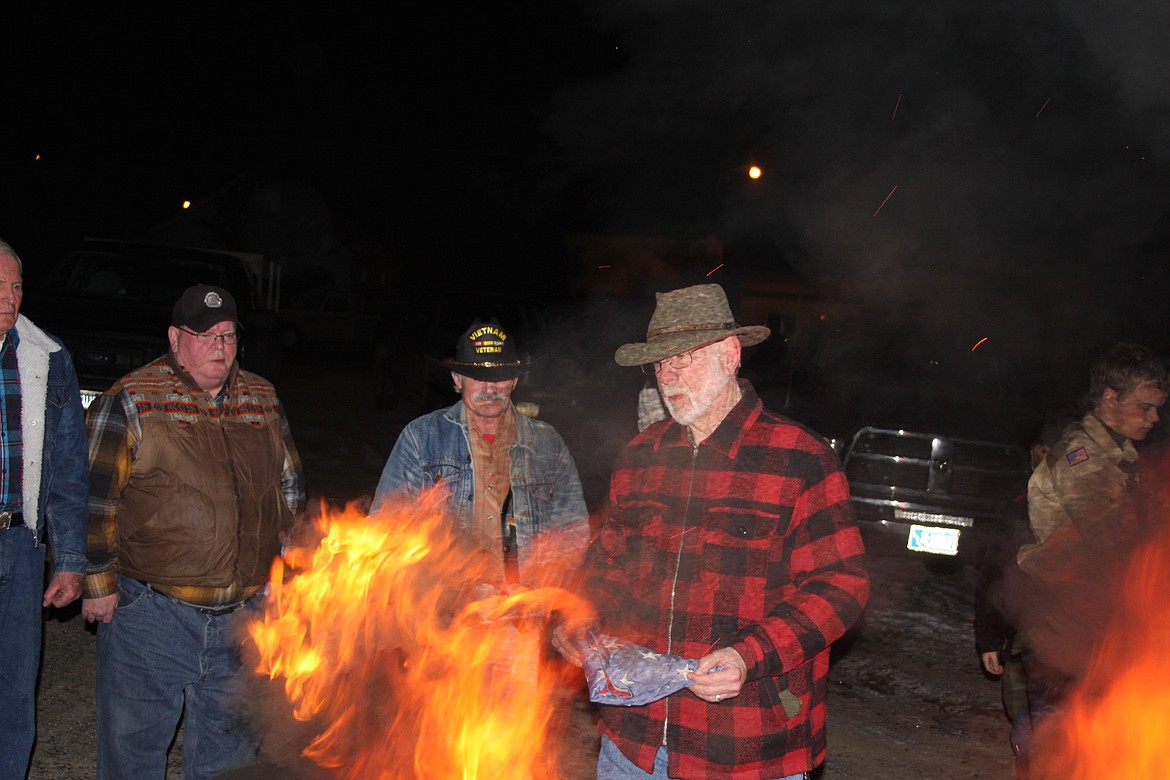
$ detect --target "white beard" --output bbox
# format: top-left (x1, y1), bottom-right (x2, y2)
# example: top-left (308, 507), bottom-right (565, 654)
top-left (659, 371), bottom-right (733, 428)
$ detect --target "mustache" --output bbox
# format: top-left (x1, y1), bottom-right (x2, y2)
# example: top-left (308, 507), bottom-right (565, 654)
top-left (471, 392), bottom-right (507, 404)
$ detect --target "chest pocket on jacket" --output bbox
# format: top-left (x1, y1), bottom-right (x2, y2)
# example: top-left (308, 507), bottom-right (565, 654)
top-left (422, 461), bottom-right (462, 487)
top-left (43, 376), bottom-right (70, 447)
top-left (47, 379), bottom-right (70, 409)
top-left (605, 500), bottom-right (673, 572)
top-left (698, 508), bottom-right (779, 592)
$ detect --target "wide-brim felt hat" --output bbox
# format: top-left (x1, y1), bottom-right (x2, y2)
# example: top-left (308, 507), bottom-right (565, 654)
top-left (443, 318), bottom-right (524, 381)
top-left (614, 283), bottom-right (770, 367)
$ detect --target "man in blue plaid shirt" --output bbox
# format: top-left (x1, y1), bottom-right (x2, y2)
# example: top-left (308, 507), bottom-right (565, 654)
top-left (0, 239), bottom-right (89, 780)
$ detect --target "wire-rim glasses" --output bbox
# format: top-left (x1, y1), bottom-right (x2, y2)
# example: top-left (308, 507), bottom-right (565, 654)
top-left (641, 350), bottom-right (695, 375)
top-left (178, 327), bottom-right (240, 347)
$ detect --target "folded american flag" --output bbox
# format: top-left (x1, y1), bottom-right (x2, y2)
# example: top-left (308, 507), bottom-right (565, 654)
top-left (582, 634), bottom-right (698, 706)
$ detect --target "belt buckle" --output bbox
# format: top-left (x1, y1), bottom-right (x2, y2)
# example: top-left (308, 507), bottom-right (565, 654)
top-left (197, 603), bottom-right (238, 617)
top-left (196, 595), bottom-right (254, 616)
top-left (0, 511), bottom-right (14, 531)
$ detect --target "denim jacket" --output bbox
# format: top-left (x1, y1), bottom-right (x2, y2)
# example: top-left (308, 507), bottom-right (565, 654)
top-left (12, 315), bottom-right (89, 574)
top-left (373, 401), bottom-right (589, 578)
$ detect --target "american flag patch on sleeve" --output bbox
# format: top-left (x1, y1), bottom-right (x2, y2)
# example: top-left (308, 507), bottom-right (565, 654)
top-left (1066, 447), bottom-right (1090, 467)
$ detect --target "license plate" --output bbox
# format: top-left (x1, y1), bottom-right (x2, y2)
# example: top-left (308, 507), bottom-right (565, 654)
top-left (906, 524), bottom-right (960, 556)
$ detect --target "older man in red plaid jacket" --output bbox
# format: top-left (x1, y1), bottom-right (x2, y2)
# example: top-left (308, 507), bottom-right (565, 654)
top-left (555, 284), bottom-right (869, 780)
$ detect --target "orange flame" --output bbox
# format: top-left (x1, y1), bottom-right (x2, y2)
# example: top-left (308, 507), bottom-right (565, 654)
top-left (1028, 526), bottom-right (1170, 777)
top-left (243, 491), bottom-right (591, 779)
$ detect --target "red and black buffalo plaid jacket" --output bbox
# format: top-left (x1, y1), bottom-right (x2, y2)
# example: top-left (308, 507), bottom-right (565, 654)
top-left (580, 381), bottom-right (869, 779)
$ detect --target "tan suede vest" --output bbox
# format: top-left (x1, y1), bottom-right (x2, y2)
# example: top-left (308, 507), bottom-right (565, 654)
top-left (115, 359), bottom-right (293, 590)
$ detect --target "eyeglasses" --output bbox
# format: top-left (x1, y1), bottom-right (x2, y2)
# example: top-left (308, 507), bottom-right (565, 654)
top-left (641, 350), bottom-right (695, 375)
top-left (178, 327), bottom-right (240, 347)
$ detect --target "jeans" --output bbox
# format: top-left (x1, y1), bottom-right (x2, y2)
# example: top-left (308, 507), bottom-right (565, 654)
top-left (0, 528), bottom-right (45, 780)
top-left (96, 575), bottom-right (258, 780)
top-left (597, 735), bottom-right (807, 780)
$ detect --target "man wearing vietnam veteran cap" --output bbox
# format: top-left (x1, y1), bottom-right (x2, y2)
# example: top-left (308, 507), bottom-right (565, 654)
top-left (552, 284), bottom-right (869, 780)
top-left (373, 318), bottom-right (588, 590)
top-left (80, 284), bottom-right (306, 780)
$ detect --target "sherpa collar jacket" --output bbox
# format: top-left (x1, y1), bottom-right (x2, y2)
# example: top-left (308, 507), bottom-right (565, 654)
top-left (10, 314), bottom-right (89, 572)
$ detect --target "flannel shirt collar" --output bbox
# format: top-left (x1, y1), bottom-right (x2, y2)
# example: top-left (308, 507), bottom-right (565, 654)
top-left (653, 379), bottom-right (762, 459)
top-left (1, 326), bottom-right (19, 352)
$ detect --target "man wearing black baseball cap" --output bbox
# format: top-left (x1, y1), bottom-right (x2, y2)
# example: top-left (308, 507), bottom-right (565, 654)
top-left (81, 284), bottom-right (305, 780)
top-left (373, 318), bottom-right (588, 589)
top-left (167, 283), bottom-right (241, 395)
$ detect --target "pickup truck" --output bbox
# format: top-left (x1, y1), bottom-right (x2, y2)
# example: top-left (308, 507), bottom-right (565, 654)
top-left (754, 313), bottom-right (1037, 562)
top-left (842, 426), bottom-right (1031, 560)
top-left (21, 238), bottom-right (286, 406)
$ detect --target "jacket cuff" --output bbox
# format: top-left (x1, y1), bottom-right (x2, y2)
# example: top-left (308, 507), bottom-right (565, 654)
top-left (82, 570), bottom-right (118, 599)
top-left (51, 553), bottom-right (87, 577)
top-left (732, 634), bottom-right (766, 680)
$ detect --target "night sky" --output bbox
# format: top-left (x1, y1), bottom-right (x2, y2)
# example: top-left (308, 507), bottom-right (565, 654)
top-left (4, 4), bottom-right (607, 261)
top-left (4, 1), bottom-right (1170, 367)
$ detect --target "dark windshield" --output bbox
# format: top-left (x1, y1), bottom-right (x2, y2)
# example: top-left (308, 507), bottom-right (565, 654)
top-left (42, 250), bottom-right (233, 306)
top-left (757, 317), bottom-right (1035, 445)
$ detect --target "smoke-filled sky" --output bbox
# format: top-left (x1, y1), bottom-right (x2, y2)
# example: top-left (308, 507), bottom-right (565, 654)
top-left (543, 1), bottom-right (1170, 285)
top-left (4, 1), bottom-right (1168, 341)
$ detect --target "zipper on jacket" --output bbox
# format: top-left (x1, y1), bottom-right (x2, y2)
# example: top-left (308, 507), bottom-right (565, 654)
top-left (216, 398), bottom-right (246, 579)
top-left (663, 438), bottom-right (700, 747)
